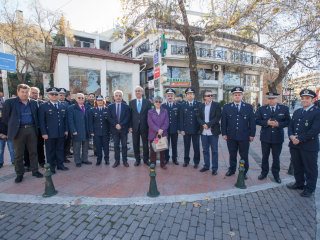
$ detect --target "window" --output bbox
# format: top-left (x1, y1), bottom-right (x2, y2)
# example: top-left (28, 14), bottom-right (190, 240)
top-left (69, 68), bottom-right (101, 95)
top-left (223, 72), bottom-right (241, 86)
top-left (168, 67), bottom-right (190, 80)
top-left (106, 71), bottom-right (132, 103)
top-left (136, 40), bottom-right (150, 57)
top-left (198, 69), bottom-right (219, 80)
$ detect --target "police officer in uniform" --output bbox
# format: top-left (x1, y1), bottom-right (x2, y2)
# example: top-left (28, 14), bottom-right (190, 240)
top-left (58, 88), bottom-right (72, 163)
top-left (162, 88), bottom-right (180, 165)
top-left (221, 87), bottom-right (256, 179)
top-left (255, 92), bottom-right (290, 183)
top-left (180, 87), bottom-right (201, 168)
top-left (287, 89), bottom-right (320, 197)
top-left (39, 87), bottom-right (69, 173)
top-left (89, 95), bottom-right (110, 165)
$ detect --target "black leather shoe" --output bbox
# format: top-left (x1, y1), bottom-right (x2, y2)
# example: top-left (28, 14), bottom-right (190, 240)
top-left (212, 170), bottom-right (218, 175)
top-left (134, 161), bottom-right (140, 167)
top-left (57, 166), bottom-right (69, 171)
top-left (183, 163), bottom-right (188, 167)
top-left (300, 190), bottom-right (313, 198)
top-left (123, 162), bottom-right (129, 167)
top-left (112, 161), bottom-right (120, 168)
top-left (32, 171), bottom-right (43, 178)
top-left (15, 175), bottom-right (23, 183)
top-left (76, 163), bottom-right (81, 167)
top-left (82, 161), bottom-right (92, 165)
top-left (258, 174), bottom-right (267, 180)
top-left (105, 161), bottom-right (110, 165)
top-left (143, 161), bottom-right (150, 166)
top-left (274, 176), bottom-right (281, 184)
top-left (287, 182), bottom-right (304, 190)
top-left (225, 170), bottom-right (235, 176)
top-left (200, 167), bottom-right (209, 172)
top-left (96, 161), bottom-right (101, 166)
top-left (194, 164), bottom-right (199, 169)
top-left (173, 161), bottom-right (179, 165)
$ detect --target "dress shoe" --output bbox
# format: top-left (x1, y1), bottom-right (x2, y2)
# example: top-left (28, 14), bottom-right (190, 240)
top-left (300, 190), bottom-right (313, 198)
top-left (258, 174), bottom-right (267, 180)
top-left (105, 161), bottom-right (110, 165)
top-left (200, 167), bottom-right (209, 173)
top-left (160, 164), bottom-right (167, 169)
top-left (32, 171), bottom-right (43, 178)
top-left (183, 163), bottom-right (189, 167)
top-left (225, 170), bottom-right (235, 176)
top-left (64, 159), bottom-right (71, 163)
top-left (82, 161), bottom-right (92, 165)
top-left (76, 163), bottom-right (82, 167)
top-left (57, 166), bottom-right (69, 171)
top-left (96, 161), bottom-right (101, 166)
top-left (212, 170), bottom-right (218, 175)
top-left (274, 176), bottom-right (281, 184)
top-left (194, 164), bottom-right (199, 169)
top-left (134, 161), bottom-right (140, 167)
top-left (143, 161), bottom-right (150, 166)
top-left (15, 175), bottom-right (23, 183)
top-left (173, 161), bottom-right (179, 165)
top-left (287, 182), bottom-right (304, 190)
top-left (113, 162), bottom-right (120, 168)
top-left (123, 162), bottom-right (129, 167)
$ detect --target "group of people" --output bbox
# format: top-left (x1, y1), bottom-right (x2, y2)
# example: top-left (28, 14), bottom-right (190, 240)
top-left (0, 84), bottom-right (319, 198)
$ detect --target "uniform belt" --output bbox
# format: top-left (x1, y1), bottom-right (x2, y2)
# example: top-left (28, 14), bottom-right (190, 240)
top-left (20, 124), bottom-right (35, 128)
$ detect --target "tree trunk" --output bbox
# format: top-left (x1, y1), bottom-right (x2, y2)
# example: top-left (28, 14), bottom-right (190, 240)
top-left (186, 37), bottom-right (200, 100)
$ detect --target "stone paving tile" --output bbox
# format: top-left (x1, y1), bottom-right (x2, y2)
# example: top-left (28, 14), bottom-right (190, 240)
top-left (0, 186), bottom-right (316, 240)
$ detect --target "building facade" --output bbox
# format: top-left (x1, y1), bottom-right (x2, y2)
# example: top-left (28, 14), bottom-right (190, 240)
top-left (288, 72), bottom-right (320, 99)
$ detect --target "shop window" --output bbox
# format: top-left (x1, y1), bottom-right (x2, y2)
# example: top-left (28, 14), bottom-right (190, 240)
top-left (106, 71), bottom-right (132, 103)
top-left (69, 67), bottom-right (101, 95)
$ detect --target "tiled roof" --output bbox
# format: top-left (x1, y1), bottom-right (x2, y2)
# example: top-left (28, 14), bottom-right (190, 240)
top-left (50, 47), bottom-right (142, 71)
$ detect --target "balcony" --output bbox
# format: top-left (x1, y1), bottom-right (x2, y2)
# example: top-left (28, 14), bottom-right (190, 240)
top-left (74, 40), bottom-right (95, 48)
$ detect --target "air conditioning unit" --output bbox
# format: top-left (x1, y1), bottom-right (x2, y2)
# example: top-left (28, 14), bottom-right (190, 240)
top-left (213, 64), bottom-right (221, 71)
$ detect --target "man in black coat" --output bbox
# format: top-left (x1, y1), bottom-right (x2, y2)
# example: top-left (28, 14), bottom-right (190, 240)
top-left (2, 84), bottom-right (43, 183)
top-left (129, 86), bottom-right (152, 166)
top-left (197, 90), bottom-right (221, 175)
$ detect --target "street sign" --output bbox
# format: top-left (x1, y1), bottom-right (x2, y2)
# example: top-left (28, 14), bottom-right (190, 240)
top-left (0, 52), bottom-right (16, 72)
top-left (154, 67), bottom-right (160, 79)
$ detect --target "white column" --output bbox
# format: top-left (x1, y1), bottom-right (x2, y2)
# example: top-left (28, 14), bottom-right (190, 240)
top-left (259, 72), bottom-right (264, 105)
top-left (218, 70), bottom-right (224, 101)
top-left (95, 35), bottom-right (100, 49)
top-left (100, 60), bottom-right (107, 97)
top-left (55, 54), bottom-right (69, 90)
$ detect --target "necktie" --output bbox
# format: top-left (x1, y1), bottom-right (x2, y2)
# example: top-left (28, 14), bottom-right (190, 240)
top-left (116, 104), bottom-right (120, 122)
top-left (54, 103), bottom-right (58, 110)
top-left (236, 104), bottom-right (240, 112)
top-left (137, 100), bottom-right (142, 113)
top-left (170, 103), bottom-right (172, 108)
top-left (81, 105), bottom-right (85, 113)
top-left (189, 102), bottom-right (192, 107)
top-left (271, 107), bottom-right (275, 114)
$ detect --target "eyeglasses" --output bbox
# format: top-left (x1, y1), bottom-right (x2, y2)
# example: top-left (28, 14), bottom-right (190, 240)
top-left (154, 101), bottom-right (162, 103)
top-left (77, 97), bottom-right (84, 99)
top-left (205, 94), bottom-right (213, 97)
top-left (50, 93), bottom-right (59, 96)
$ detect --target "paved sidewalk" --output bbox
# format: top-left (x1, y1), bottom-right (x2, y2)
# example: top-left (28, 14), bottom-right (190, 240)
top-left (0, 186), bottom-right (316, 240)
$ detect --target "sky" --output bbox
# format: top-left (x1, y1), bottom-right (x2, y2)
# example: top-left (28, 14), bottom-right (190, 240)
top-left (15, 0), bottom-right (122, 33)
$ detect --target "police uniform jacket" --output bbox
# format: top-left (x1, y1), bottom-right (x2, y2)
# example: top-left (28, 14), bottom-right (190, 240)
top-left (162, 102), bottom-right (180, 134)
top-left (39, 102), bottom-right (68, 138)
top-left (288, 105), bottom-right (320, 151)
top-left (221, 102), bottom-right (256, 141)
top-left (67, 104), bottom-right (90, 141)
top-left (180, 100), bottom-right (201, 134)
top-left (88, 107), bottom-right (110, 136)
top-left (255, 104), bottom-right (290, 143)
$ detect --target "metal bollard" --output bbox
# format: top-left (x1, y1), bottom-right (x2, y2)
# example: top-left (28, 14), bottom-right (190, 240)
top-left (43, 163), bottom-right (58, 197)
top-left (147, 163), bottom-right (160, 197)
top-left (235, 160), bottom-right (247, 189)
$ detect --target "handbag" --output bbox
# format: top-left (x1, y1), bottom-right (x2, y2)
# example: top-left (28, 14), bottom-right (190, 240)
top-left (152, 135), bottom-right (168, 152)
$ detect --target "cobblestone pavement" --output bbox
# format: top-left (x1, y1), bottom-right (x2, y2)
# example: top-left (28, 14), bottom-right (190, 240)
top-left (0, 186), bottom-right (316, 240)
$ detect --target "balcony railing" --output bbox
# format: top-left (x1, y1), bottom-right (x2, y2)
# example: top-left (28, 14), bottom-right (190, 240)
top-left (74, 40), bottom-right (95, 48)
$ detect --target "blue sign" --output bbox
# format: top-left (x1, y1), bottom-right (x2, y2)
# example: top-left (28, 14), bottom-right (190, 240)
top-left (0, 52), bottom-right (16, 72)
top-left (153, 52), bottom-right (159, 66)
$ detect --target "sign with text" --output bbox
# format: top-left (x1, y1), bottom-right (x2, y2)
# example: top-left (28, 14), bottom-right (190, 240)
top-left (154, 66), bottom-right (160, 79)
top-left (0, 52), bottom-right (16, 72)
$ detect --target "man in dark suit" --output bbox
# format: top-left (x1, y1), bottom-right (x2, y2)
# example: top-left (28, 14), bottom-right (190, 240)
top-left (180, 88), bottom-right (201, 168)
top-left (68, 93), bottom-right (92, 167)
top-left (256, 92), bottom-right (290, 183)
top-left (2, 84), bottom-right (43, 183)
top-left (129, 86), bottom-right (152, 166)
top-left (162, 88), bottom-right (180, 165)
top-left (287, 89), bottom-right (320, 197)
top-left (108, 90), bottom-right (130, 168)
top-left (39, 87), bottom-right (69, 173)
top-left (197, 90), bottom-right (221, 175)
top-left (221, 87), bottom-right (256, 179)
top-left (24, 86), bottom-right (45, 169)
